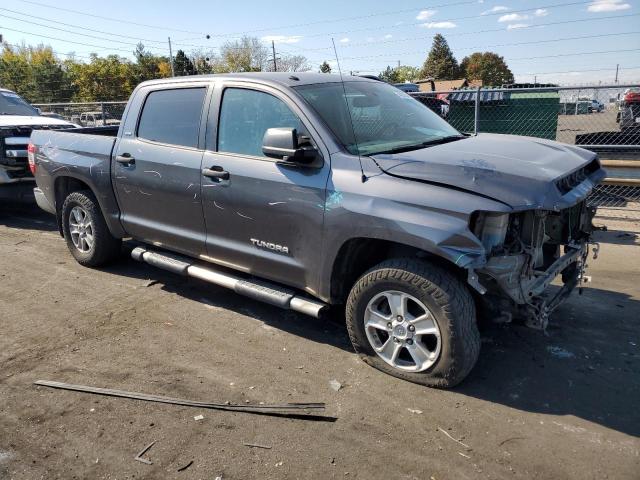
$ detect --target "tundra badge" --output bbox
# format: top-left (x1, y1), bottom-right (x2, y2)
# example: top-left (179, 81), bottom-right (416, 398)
top-left (250, 238), bottom-right (289, 254)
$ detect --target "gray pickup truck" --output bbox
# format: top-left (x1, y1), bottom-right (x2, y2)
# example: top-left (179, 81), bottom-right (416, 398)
top-left (30, 73), bottom-right (605, 387)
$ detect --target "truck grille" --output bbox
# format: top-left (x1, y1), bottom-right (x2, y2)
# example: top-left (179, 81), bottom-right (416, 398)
top-left (1, 124), bottom-right (70, 178)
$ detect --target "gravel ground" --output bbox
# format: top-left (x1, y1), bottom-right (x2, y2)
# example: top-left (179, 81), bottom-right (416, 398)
top-left (1, 202), bottom-right (639, 480)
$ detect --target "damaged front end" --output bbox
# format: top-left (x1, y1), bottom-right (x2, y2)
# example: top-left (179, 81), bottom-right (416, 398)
top-left (471, 202), bottom-right (599, 330)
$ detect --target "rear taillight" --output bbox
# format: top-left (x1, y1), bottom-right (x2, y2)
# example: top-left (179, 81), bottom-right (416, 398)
top-left (27, 143), bottom-right (37, 174)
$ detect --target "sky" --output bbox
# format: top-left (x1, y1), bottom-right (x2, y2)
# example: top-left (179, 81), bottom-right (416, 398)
top-left (1, 0), bottom-right (639, 85)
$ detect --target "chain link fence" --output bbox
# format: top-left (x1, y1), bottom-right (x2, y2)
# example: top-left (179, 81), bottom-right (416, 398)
top-left (33, 101), bottom-right (127, 128)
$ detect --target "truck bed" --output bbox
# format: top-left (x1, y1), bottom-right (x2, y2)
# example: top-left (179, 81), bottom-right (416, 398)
top-left (30, 126), bottom-right (122, 235)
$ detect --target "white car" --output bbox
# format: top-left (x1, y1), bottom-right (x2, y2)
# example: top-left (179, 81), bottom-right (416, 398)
top-left (0, 88), bottom-right (77, 201)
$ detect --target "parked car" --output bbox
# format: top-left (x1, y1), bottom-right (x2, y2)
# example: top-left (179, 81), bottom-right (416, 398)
top-left (0, 88), bottom-right (76, 201)
top-left (589, 99), bottom-right (604, 113)
top-left (617, 88), bottom-right (640, 130)
top-left (78, 111), bottom-right (120, 127)
top-left (30, 73), bottom-right (605, 387)
top-left (394, 83), bottom-right (419, 93)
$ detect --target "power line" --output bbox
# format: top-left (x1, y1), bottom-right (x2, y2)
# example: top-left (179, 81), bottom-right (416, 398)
top-left (15, 0), bottom-right (594, 42)
top-left (293, 32), bottom-right (640, 63)
top-left (299, 0), bottom-right (596, 39)
top-left (15, 0), bottom-right (205, 35)
top-left (0, 13), bottom-right (168, 51)
top-left (11, 0), bottom-right (477, 40)
top-left (289, 13), bottom-right (640, 52)
top-left (191, 1), bottom-right (480, 38)
top-left (0, 25), bottom-right (135, 53)
top-left (0, 7), bottom-right (168, 45)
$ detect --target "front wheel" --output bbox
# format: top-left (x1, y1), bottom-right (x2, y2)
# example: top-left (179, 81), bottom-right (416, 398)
top-left (345, 258), bottom-right (480, 388)
top-left (61, 190), bottom-right (121, 267)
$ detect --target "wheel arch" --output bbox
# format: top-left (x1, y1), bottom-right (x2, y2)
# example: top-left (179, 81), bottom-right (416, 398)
top-left (53, 174), bottom-right (125, 238)
top-left (327, 236), bottom-right (469, 304)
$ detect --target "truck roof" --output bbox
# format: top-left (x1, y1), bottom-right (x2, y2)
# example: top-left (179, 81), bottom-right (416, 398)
top-left (137, 72), bottom-right (377, 89)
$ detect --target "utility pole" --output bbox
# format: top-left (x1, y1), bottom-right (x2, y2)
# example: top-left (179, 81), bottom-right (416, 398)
top-left (168, 37), bottom-right (175, 77)
top-left (614, 64), bottom-right (619, 84)
top-left (272, 41), bottom-right (277, 72)
top-left (397, 60), bottom-right (400, 68)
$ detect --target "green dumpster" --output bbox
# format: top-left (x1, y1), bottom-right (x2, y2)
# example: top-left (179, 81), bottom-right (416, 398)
top-left (447, 88), bottom-right (560, 140)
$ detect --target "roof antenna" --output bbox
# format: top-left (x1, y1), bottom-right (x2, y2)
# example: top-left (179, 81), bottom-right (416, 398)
top-left (332, 38), bottom-right (367, 183)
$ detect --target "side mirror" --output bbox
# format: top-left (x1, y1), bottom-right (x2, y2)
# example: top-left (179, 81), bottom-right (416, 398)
top-left (262, 127), bottom-right (317, 164)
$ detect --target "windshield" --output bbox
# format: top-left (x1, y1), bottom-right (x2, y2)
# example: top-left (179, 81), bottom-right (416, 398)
top-left (294, 81), bottom-right (460, 155)
top-left (0, 90), bottom-right (39, 116)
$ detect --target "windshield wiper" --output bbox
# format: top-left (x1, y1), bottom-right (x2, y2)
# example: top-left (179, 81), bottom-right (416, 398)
top-left (371, 135), bottom-right (466, 155)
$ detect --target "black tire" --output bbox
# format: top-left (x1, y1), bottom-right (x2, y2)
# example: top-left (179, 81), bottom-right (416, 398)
top-left (61, 190), bottom-right (121, 267)
top-left (345, 258), bottom-right (480, 388)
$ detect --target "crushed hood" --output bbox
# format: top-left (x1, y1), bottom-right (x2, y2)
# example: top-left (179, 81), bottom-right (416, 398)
top-left (371, 133), bottom-right (604, 210)
top-left (0, 115), bottom-right (76, 128)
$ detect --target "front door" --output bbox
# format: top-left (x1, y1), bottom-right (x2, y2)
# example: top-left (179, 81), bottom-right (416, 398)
top-left (200, 84), bottom-right (330, 291)
top-left (113, 85), bottom-right (209, 256)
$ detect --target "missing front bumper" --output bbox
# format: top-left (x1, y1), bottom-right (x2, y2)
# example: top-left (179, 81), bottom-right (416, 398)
top-left (475, 242), bottom-right (592, 330)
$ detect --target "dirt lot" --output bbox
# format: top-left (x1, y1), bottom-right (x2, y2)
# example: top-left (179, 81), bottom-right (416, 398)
top-left (556, 109), bottom-right (620, 145)
top-left (1, 202), bottom-right (639, 480)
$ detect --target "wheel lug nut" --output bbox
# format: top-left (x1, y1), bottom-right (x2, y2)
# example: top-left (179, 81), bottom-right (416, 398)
top-left (396, 315), bottom-right (403, 322)
top-left (387, 322), bottom-right (392, 329)
top-left (408, 325), bottom-right (415, 332)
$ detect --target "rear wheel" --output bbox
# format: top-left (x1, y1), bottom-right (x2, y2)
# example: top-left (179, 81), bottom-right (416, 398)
top-left (345, 258), bottom-right (480, 388)
top-left (61, 190), bottom-right (121, 267)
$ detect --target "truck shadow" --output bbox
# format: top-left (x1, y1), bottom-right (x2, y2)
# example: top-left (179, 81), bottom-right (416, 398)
top-left (102, 245), bottom-right (354, 352)
top-left (103, 244), bottom-right (639, 439)
top-left (0, 201), bottom-right (57, 232)
top-left (458, 286), bottom-right (640, 438)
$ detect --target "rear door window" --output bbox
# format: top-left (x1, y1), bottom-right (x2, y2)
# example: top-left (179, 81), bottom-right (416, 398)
top-left (137, 87), bottom-right (207, 148)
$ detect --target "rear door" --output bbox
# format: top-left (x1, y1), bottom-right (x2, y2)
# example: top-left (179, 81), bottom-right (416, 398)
top-left (200, 82), bottom-right (330, 290)
top-left (113, 83), bottom-right (211, 256)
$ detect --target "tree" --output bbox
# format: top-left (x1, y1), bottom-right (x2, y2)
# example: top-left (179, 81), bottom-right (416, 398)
top-left (173, 50), bottom-right (196, 76)
top-left (219, 36), bottom-right (268, 72)
top-left (379, 66), bottom-right (400, 83)
top-left (67, 54), bottom-right (137, 101)
top-left (460, 52), bottom-right (514, 86)
top-left (0, 43), bottom-right (74, 103)
top-left (379, 65), bottom-right (421, 83)
top-left (395, 65), bottom-right (421, 83)
top-left (134, 43), bottom-right (171, 82)
top-left (419, 34), bottom-right (460, 80)
top-left (270, 54), bottom-right (311, 72)
top-left (319, 61), bottom-right (332, 73)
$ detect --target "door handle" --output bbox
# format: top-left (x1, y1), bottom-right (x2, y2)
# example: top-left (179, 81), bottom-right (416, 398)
top-left (202, 166), bottom-right (230, 180)
top-left (115, 154), bottom-right (135, 165)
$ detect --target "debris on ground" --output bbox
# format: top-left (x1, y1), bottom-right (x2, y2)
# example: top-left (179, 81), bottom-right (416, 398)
top-left (194, 414), bottom-right (204, 421)
top-left (546, 346), bottom-right (575, 359)
top-left (34, 380), bottom-right (331, 420)
top-left (275, 461), bottom-right (284, 467)
top-left (329, 379), bottom-right (342, 391)
top-left (458, 452), bottom-right (471, 459)
top-left (243, 442), bottom-right (272, 449)
top-left (134, 441), bottom-right (155, 465)
top-left (177, 460), bottom-right (193, 472)
top-left (437, 427), bottom-right (472, 451)
top-left (407, 408), bottom-right (423, 414)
